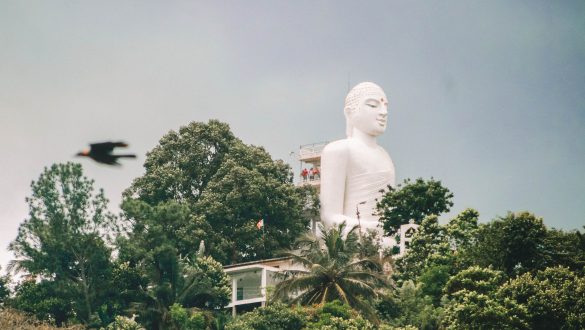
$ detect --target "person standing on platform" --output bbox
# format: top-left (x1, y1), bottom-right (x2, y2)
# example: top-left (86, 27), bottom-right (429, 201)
top-left (301, 168), bottom-right (309, 182)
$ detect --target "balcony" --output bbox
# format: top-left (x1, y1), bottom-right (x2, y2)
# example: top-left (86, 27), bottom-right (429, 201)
top-left (224, 258), bottom-right (297, 316)
top-left (298, 142), bottom-right (327, 163)
top-left (298, 177), bottom-right (320, 187)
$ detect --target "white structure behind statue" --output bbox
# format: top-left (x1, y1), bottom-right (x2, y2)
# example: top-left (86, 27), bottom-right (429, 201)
top-left (320, 82), bottom-right (395, 243)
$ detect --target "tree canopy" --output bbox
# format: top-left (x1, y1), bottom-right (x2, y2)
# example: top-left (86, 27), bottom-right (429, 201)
top-left (123, 120), bottom-right (318, 264)
top-left (498, 266), bottom-right (585, 329)
top-left (466, 211), bottom-right (548, 276)
top-left (8, 162), bottom-right (117, 325)
top-left (376, 178), bottom-right (454, 236)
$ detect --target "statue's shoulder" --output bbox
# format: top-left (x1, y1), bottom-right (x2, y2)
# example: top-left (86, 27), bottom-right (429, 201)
top-left (322, 139), bottom-right (352, 158)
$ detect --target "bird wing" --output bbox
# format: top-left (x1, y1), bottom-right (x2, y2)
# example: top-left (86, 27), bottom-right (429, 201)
top-left (89, 141), bottom-right (128, 154)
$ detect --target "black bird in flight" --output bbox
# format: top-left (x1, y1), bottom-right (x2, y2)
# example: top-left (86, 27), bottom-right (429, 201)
top-left (76, 141), bottom-right (136, 165)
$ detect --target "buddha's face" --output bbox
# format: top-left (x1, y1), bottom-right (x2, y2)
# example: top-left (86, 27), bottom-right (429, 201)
top-left (351, 91), bottom-right (388, 137)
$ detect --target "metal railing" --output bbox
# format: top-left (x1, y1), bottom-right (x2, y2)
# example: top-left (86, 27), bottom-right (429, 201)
top-left (298, 141), bottom-right (328, 160)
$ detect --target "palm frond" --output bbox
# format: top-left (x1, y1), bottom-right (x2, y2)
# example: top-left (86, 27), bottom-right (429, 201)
top-left (333, 282), bottom-right (350, 305)
top-left (272, 221), bottom-right (387, 323)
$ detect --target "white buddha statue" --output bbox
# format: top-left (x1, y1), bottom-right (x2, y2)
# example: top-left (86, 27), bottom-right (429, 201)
top-left (320, 82), bottom-right (396, 237)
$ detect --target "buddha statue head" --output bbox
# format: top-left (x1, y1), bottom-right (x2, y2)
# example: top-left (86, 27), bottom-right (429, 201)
top-left (344, 82), bottom-right (389, 138)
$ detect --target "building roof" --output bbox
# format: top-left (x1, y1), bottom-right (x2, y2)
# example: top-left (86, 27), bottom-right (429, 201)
top-left (223, 256), bottom-right (292, 270)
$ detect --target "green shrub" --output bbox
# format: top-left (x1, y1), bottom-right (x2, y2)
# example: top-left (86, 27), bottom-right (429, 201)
top-left (225, 303), bottom-right (306, 330)
top-left (169, 303), bottom-right (207, 330)
top-left (319, 300), bottom-right (352, 319)
top-left (305, 301), bottom-right (374, 330)
top-left (102, 315), bottom-right (145, 330)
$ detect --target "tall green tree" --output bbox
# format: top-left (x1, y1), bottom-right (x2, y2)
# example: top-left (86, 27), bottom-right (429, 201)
top-left (376, 178), bottom-right (454, 236)
top-left (543, 227), bottom-right (585, 272)
top-left (8, 162), bottom-right (117, 324)
top-left (123, 120), bottom-right (318, 264)
top-left (272, 223), bottom-right (387, 323)
top-left (467, 211), bottom-right (547, 276)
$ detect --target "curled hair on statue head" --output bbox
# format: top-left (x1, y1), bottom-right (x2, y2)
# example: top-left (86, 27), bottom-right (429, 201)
top-left (344, 82), bottom-right (386, 137)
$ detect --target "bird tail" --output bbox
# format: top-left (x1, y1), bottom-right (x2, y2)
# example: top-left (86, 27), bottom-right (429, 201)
top-left (115, 154), bottom-right (137, 158)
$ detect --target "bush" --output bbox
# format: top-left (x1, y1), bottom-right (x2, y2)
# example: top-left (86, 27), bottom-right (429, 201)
top-left (377, 281), bottom-right (441, 330)
top-left (225, 301), bottom-right (376, 330)
top-left (498, 266), bottom-right (585, 329)
top-left (225, 303), bottom-right (306, 330)
top-left (0, 308), bottom-right (83, 330)
top-left (6, 280), bottom-right (74, 326)
top-left (306, 301), bottom-right (374, 330)
top-left (306, 315), bottom-right (374, 330)
top-left (168, 303), bottom-right (206, 330)
top-left (102, 315), bottom-right (145, 330)
top-left (319, 300), bottom-right (352, 319)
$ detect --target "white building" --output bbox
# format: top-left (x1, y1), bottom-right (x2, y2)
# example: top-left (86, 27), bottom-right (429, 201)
top-left (223, 257), bottom-right (304, 316)
top-left (297, 142), bottom-right (327, 235)
top-left (398, 222), bottom-right (419, 257)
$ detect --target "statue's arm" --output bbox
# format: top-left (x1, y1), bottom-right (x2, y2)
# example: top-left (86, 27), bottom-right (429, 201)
top-left (320, 141), bottom-right (353, 226)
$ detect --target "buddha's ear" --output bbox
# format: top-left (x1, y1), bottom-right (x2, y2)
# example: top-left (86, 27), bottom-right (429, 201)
top-left (344, 107), bottom-right (353, 137)
top-left (344, 105), bottom-right (354, 118)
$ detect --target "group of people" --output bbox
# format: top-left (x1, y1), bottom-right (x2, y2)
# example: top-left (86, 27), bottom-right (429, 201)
top-left (301, 167), bottom-right (320, 181)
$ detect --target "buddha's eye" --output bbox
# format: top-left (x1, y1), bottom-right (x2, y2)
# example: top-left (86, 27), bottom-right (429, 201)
top-left (365, 98), bottom-right (380, 109)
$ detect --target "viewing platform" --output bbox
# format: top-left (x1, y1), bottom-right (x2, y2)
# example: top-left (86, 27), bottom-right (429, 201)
top-left (298, 141), bottom-right (327, 163)
top-left (297, 141), bottom-right (327, 190)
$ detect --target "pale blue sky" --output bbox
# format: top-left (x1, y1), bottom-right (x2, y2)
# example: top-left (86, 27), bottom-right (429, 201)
top-left (1, 1), bottom-right (584, 270)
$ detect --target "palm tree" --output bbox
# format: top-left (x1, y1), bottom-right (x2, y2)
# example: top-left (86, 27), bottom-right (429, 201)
top-left (130, 246), bottom-right (230, 330)
top-left (272, 222), bottom-right (388, 322)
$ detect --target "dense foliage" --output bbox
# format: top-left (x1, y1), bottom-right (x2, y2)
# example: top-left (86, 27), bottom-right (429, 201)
top-left (465, 211), bottom-right (548, 276)
top-left (498, 266), bottom-right (585, 329)
top-left (115, 199), bottom-right (232, 329)
top-left (0, 308), bottom-right (83, 330)
top-left (225, 301), bottom-right (375, 330)
top-left (376, 178), bottom-right (454, 236)
top-left (123, 120), bottom-right (318, 265)
top-left (4, 121), bottom-right (585, 329)
top-left (376, 206), bottom-right (585, 330)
